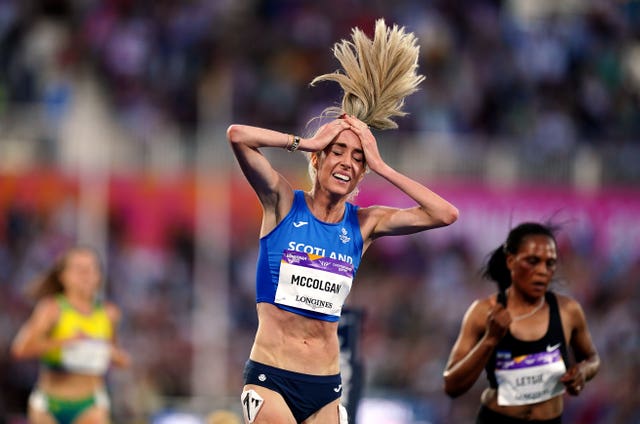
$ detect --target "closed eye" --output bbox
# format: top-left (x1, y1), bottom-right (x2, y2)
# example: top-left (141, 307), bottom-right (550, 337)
top-left (331, 149), bottom-right (363, 162)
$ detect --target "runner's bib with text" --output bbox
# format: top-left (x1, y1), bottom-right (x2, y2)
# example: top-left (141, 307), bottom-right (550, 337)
top-left (61, 339), bottom-right (111, 375)
top-left (495, 346), bottom-right (566, 406)
top-left (275, 250), bottom-right (353, 317)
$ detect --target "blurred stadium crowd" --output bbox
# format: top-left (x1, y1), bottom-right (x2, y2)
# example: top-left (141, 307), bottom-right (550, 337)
top-left (0, 0), bottom-right (639, 423)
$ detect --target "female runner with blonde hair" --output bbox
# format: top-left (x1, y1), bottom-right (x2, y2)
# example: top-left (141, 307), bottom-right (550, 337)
top-left (227, 19), bottom-right (458, 424)
top-left (12, 246), bottom-right (130, 424)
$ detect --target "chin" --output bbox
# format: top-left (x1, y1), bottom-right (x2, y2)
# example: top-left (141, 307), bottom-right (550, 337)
top-left (328, 184), bottom-right (352, 196)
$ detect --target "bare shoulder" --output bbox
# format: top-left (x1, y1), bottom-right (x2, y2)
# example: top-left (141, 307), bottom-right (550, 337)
top-left (554, 292), bottom-right (582, 311)
top-left (357, 205), bottom-right (390, 223)
top-left (34, 296), bottom-right (61, 317)
top-left (25, 296), bottom-right (61, 329)
top-left (357, 205), bottom-right (395, 238)
top-left (104, 301), bottom-right (123, 322)
top-left (463, 295), bottom-right (495, 327)
top-left (471, 294), bottom-right (497, 312)
top-left (554, 292), bottom-right (586, 323)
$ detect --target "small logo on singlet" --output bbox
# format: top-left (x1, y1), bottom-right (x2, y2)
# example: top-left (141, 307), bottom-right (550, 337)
top-left (339, 228), bottom-right (350, 244)
top-left (546, 343), bottom-right (561, 352)
top-left (258, 374), bottom-right (267, 382)
top-left (293, 221), bottom-right (309, 228)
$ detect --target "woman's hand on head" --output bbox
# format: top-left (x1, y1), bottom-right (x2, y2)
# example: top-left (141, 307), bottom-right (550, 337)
top-left (342, 115), bottom-right (385, 173)
top-left (306, 118), bottom-right (351, 152)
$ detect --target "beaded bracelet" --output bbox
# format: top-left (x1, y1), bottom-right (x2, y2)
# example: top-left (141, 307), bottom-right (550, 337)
top-left (287, 135), bottom-right (301, 152)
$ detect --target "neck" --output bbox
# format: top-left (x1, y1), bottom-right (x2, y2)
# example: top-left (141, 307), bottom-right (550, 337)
top-left (507, 289), bottom-right (546, 321)
top-left (507, 287), bottom-right (543, 305)
top-left (65, 292), bottom-right (95, 313)
top-left (305, 191), bottom-right (346, 223)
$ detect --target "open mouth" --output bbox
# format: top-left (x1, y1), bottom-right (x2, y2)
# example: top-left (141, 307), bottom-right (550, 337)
top-left (333, 172), bottom-right (351, 182)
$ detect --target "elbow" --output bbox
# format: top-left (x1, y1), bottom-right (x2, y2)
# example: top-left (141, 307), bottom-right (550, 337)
top-left (10, 344), bottom-right (28, 361)
top-left (443, 379), bottom-right (460, 398)
top-left (440, 205), bottom-right (459, 227)
top-left (444, 389), bottom-right (460, 399)
top-left (227, 124), bottom-right (252, 148)
top-left (226, 124), bottom-right (240, 145)
top-left (443, 382), bottom-right (465, 399)
top-left (443, 373), bottom-right (466, 398)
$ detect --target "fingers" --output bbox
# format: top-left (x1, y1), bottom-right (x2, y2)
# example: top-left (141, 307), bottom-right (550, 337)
top-left (489, 299), bottom-right (506, 315)
top-left (560, 365), bottom-right (580, 383)
top-left (488, 296), bottom-right (497, 308)
top-left (331, 119), bottom-right (350, 130)
top-left (566, 382), bottom-right (583, 396)
top-left (561, 367), bottom-right (585, 395)
top-left (340, 114), bottom-right (370, 133)
top-left (317, 119), bottom-right (348, 141)
top-left (486, 302), bottom-right (511, 341)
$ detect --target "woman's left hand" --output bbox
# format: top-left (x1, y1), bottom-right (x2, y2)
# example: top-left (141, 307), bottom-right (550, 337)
top-left (343, 115), bottom-right (386, 173)
top-left (560, 363), bottom-right (586, 396)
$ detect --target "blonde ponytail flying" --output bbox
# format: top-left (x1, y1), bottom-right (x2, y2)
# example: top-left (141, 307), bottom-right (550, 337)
top-left (311, 18), bottom-right (425, 130)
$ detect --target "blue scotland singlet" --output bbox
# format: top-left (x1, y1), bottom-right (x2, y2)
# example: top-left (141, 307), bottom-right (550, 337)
top-left (255, 190), bottom-right (364, 322)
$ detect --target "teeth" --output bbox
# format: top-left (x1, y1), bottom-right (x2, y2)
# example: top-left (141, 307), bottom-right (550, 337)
top-left (333, 173), bottom-right (350, 181)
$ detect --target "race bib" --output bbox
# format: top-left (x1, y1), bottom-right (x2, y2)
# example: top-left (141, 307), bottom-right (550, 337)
top-left (275, 250), bottom-right (353, 317)
top-left (62, 339), bottom-right (111, 375)
top-left (495, 345), bottom-right (566, 406)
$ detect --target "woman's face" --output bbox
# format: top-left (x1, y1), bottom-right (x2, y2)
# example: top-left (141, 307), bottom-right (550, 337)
top-left (60, 249), bottom-right (102, 298)
top-left (507, 234), bottom-right (557, 297)
top-left (314, 130), bottom-right (366, 196)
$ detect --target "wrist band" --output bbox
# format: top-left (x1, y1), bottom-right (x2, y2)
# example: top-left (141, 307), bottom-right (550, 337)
top-left (287, 135), bottom-right (300, 152)
top-left (285, 134), bottom-right (292, 150)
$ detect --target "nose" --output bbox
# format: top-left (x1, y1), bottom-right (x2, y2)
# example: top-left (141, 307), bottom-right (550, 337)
top-left (338, 155), bottom-right (354, 170)
top-left (535, 262), bottom-right (554, 276)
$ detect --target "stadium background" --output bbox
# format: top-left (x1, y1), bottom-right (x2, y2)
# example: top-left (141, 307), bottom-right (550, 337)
top-left (0, 0), bottom-right (639, 423)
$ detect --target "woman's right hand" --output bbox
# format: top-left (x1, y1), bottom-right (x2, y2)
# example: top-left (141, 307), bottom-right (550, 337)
top-left (485, 299), bottom-right (511, 344)
top-left (303, 118), bottom-right (350, 152)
